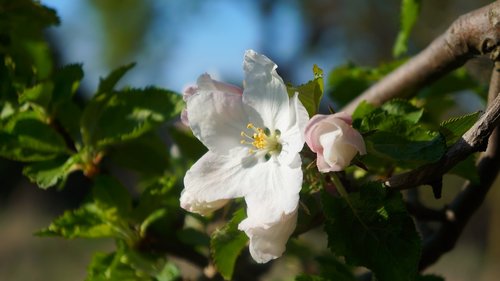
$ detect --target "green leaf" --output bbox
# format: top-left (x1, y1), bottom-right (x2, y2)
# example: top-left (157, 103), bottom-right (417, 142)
top-left (52, 64), bottom-right (84, 103)
top-left (366, 130), bottom-right (446, 167)
top-left (18, 82), bottom-right (54, 109)
top-left (356, 100), bottom-right (446, 168)
top-left (168, 126), bottom-right (207, 161)
top-left (381, 99), bottom-right (423, 124)
top-left (322, 182), bottom-right (421, 281)
top-left (92, 175), bottom-right (132, 217)
top-left (352, 100), bottom-right (376, 123)
top-left (327, 61), bottom-right (404, 107)
top-left (393, 0), bottom-right (421, 57)
top-left (86, 247), bottom-right (180, 281)
top-left (0, 112), bottom-right (68, 161)
top-left (37, 176), bottom-right (134, 241)
top-left (316, 255), bottom-right (356, 281)
top-left (211, 208), bottom-right (248, 280)
top-left (133, 176), bottom-right (178, 223)
top-left (440, 111), bottom-right (480, 146)
top-left (287, 64), bottom-right (324, 116)
top-left (81, 87), bottom-right (183, 147)
top-left (22, 155), bottom-right (78, 189)
top-left (98, 63), bottom-right (136, 95)
top-left (108, 133), bottom-right (169, 175)
top-left (36, 204), bottom-right (117, 239)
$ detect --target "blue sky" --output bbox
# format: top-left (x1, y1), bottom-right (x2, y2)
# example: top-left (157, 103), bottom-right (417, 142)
top-left (41, 0), bottom-right (325, 95)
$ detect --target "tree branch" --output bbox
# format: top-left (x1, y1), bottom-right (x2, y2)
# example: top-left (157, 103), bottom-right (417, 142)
top-left (344, 0), bottom-right (500, 114)
top-left (384, 90), bottom-right (500, 190)
top-left (419, 67), bottom-right (500, 270)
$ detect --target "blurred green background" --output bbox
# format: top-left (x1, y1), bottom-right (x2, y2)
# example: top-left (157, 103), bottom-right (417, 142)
top-left (1, 0), bottom-right (499, 280)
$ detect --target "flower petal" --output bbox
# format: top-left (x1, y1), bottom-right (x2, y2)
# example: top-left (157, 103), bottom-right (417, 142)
top-left (278, 93), bottom-right (309, 165)
top-left (242, 50), bottom-right (290, 131)
top-left (185, 74), bottom-right (248, 154)
top-left (238, 209), bottom-right (298, 263)
top-left (242, 154), bottom-right (302, 226)
top-left (181, 147), bottom-right (258, 215)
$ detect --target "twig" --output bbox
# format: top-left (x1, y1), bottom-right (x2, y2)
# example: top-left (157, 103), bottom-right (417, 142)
top-left (419, 67), bottom-right (500, 270)
top-left (344, 1), bottom-right (500, 114)
top-left (384, 91), bottom-right (500, 190)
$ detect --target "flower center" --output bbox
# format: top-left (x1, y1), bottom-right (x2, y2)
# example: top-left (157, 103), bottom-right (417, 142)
top-left (241, 123), bottom-right (282, 158)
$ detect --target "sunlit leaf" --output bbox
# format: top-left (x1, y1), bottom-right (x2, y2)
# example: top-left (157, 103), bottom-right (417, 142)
top-left (440, 111), bottom-right (480, 146)
top-left (81, 87), bottom-right (183, 147)
top-left (287, 64), bottom-right (324, 116)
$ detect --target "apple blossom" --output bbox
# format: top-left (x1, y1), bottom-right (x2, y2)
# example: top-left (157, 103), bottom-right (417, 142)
top-left (180, 50), bottom-right (309, 263)
top-left (305, 112), bottom-right (366, 173)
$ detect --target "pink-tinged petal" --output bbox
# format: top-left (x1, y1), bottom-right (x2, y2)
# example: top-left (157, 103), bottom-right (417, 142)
top-left (197, 73), bottom-right (243, 96)
top-left (181, 148), bottom-right (258, 215)
top-left (180, 109), bottom-right (189, 127)
top-left (305, 112), bottom-right (366, 172)
top-left (242, 50), bottom-right (290, 131)
top-left (185, 74), bottom-right (249, 154)
top-left (243, 154), bottom-right (302, 226)
top-left (238, 209), bottom-right (298, 263)
top-left (332, 111), bottom-right (353, 125)
top-left (305, 114), bottom-right (330, 153)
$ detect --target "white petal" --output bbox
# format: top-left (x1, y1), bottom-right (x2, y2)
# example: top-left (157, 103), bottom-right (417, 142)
top-left (278, 93), bottom-right (309, 165)
top-left (242, 50), bottom-right (290, 131)
top-left (239, 209), bottom-right (298, 263)
top-left (181, 148), bottom-right (259, 215)
top-left (242, 154), bottom-right (302, 226)
top-left (320, 130), bottom-right (357, 169)
top-left (186, 74), bottom-right (249, 154)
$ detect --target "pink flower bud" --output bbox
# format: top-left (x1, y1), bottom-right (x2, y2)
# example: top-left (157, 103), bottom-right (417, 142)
top-left (305, 112), bottom-right (366, 173)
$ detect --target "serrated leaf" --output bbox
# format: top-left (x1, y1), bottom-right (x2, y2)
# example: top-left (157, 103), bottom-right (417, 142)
top-left (393, 0), bottom-right (421, 57)
top-left (97, 63), bottom-right (136, 95)
top-left (440, 111), bottom-right (480, 146)
top-left (366, 130), bottom-right (446, 167)
top-left (287, 64), bottom-right (324, 117)
top-left (22, 155), bottom-right (79, 189)
top-left (52, 64), bottom-right (84, 103)
top-left (0, 112), bottom-right (68, 161)
top-left (133, 176), bottom-right (178, 223)
top-left (211, 208), bottom-right (248, 280)
top-left (36, 204), bottom-right (117, 239)
top-left (86, 247), bottom-right (180, 281)
top-left (322, 183), bottom-right (421, 281)
top-left (38, 176), bottom-right (133, 240)
top-left (381, 99), bottom-right (423, 124)
top-left (81, 87), bottom-right (183, 147)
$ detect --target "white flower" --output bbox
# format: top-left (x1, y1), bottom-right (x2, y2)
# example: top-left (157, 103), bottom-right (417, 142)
top-left (180, 50), bottom-right (309, 263)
